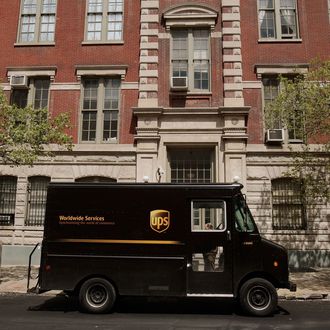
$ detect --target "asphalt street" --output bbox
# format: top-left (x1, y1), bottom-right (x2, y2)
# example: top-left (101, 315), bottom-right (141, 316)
top-left (0, 294), bottom-right (329, 330)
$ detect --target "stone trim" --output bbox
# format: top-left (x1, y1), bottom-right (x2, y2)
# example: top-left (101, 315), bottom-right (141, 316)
top-left (163, 4), bottom-right (218, 30)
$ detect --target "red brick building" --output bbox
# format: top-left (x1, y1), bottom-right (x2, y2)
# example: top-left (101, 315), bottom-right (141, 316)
top-left (0, 0), bottom-right (329, 267)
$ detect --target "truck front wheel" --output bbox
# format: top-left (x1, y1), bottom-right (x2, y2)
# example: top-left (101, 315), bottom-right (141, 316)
top-left (239, 278), bottom-right (277, 316)
top-left (79, 278), bottom-right (116, 314)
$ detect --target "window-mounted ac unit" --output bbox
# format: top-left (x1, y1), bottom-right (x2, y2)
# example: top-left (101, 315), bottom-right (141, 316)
top-left (171, 76), bottom-right (188, 90)
top-left (10, 75), bottom-right (28, 88)
top-left (266, 129), bottom-right (284, 143)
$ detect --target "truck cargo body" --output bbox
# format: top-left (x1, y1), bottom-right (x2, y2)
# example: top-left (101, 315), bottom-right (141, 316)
top-left (37, 183), bottom-right (295, 316)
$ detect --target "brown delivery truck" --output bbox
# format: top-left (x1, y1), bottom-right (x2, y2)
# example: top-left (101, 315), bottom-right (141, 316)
top-left (31, 182), bottom-right (296, 316)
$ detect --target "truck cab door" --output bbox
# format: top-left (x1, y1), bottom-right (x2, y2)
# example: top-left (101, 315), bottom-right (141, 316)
top-left (186, 200), bottom-right (233, 296)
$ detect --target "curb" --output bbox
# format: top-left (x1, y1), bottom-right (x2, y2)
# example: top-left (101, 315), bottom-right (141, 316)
top-left (279, 293), bottom-right (329, 300)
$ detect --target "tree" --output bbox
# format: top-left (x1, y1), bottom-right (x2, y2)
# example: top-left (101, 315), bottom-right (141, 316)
top-left (265, 60), bottom-right (330, 202)
top-left (0, 88), bottom-right (73, 166)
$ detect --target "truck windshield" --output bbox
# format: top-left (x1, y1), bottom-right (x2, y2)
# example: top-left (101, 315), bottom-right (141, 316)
top-left (234, 196), bottom-right (257, 233)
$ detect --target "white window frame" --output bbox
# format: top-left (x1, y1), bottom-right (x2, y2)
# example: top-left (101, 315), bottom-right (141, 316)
top-left (170, 28), bottom-right (211, 92)
top-left (257, 65), bottom-right (308, 143)
top-left (10, 77), bottom-right (51, 109)
top-left (84, 0), bottom-right (124, 44)
top-left (17, 0), bottom-right (57, 45)
top-left (258, 0), bottom-right (300, 41)
top-left (80, 77), bottom-right (121, 144)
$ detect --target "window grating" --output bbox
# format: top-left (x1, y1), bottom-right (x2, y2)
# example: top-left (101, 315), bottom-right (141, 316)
top-left (0, 176), bottom-right (17, 226)
top-left (169, 149), bottom-right (213, 183)
top-left (272, 178), bottom-right (306, 230)
top-left (25, 176), bottom-right (50, 226)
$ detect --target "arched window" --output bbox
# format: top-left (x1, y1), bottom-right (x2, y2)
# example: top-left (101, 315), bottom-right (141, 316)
top-left (0, 176), bottom-right (17, 226)
top-left (26, 176), bottom-right (51, 226)
top-left (75, 176), bottom-right (117, 183)
top-left (271, 177), bottom-right (306, 230)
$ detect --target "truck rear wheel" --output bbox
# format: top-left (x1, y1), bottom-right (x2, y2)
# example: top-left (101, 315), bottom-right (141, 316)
top-left (239, 278), bottom-right (277, 316)
top-left (79, 278), bottom-right (116, 314)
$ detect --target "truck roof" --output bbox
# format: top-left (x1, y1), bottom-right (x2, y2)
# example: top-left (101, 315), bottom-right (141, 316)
top-left (48, 182), bottom-right (243, 193)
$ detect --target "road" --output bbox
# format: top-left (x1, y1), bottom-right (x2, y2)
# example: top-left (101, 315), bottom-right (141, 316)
top-left (0, 294), bottom-right (329, 329)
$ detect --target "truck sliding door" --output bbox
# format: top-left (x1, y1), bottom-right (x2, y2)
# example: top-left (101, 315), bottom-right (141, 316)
top-left (187, 200), bottom-right (233, 296)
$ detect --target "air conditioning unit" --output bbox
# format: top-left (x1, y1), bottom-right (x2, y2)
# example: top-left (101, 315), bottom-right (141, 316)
top-left (10, 75), bottom-right (28, 88)
top-left (171, 76), bottom-right (188, 90)
top-left (266, 129), bottom-right (284, 143)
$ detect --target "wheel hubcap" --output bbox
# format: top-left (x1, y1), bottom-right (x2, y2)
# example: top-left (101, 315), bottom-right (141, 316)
top-left (247, 286), bottom-right (271, 311)
top-left (87, 284), bottom-right (108, 307)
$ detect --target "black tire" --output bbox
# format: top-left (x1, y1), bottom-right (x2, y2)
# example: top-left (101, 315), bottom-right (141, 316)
top-left (79, 278), bottom-right (116, 314)
top-left (239, 278), bottom-right (278, 316)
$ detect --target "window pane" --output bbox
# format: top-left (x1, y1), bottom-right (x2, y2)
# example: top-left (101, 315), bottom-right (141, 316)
top-left (259, 0), bottom-right (274, 9)
top-left (172, 60), bottom-right (188, 77)
top-left (170, 149), bottom-right (213, 183)
top-left (103, 110), bottom-right (118, 141)
top-left (172, 30), bottom-right (188, 60)
top-left (109, 0), bottom-right (123, 12)
top-left (259, 10), bottom-right (275, 38)
top-left (22, 0), bottom-right (37, 14)
top-left (194, 60), bottom-right (209, 90)
top-left (280, 0), bottom-right (295, 8)
top-left (87, 14), bottom-right (102, 40)
top-left (34, 79), bottom-right (50, 109)
top-left (280, 9), bottom-right (297, 37)
top-left (82, 111), bottom-right (97, 141)
top-left (25, 176), bottom-right (50, 226)
top-left (0, 176), bottom-right (17, 225)
top-left (192, 201), bottom-right (226, 231)
top-left (20, 15), bottom-right (36, 42)
top-left (107, 13), bottom-right (122, 40)
top-left (193, 29), bottom-right (209, 60)
top-left (83, 80), bottom-right (98, 109)
top-left (272, 178), bottom-right (306, 229)
top-left (42, 0), bottom-right (57, 14)
top-left (40, 14), bottom-right (55, 41)
top-left (88, 0), bottom-right (103, 13)
top-left (11, 89), bottom-right (28, 108)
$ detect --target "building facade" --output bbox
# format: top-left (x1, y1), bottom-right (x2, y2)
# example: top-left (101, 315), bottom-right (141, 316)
top-left (0, 0), bottom-right (329, 267)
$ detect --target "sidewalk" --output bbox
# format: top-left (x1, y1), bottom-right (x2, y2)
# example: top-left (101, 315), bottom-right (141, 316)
top-left (0, 266), bottom-right (329, 300)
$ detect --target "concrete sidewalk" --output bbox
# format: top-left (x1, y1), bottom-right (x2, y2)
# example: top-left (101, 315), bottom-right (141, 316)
top-left (0, 266), bottom-right (329, 300)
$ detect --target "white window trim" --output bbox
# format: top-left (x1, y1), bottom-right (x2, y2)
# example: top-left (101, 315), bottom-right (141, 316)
top-left (79, 76), bottom-right (122, 144)
top-left (259, 65), bottom-right (309, 144)
top-left (16, 0), bottom-right (57, 46)
top-left (163, 4), bottom-right (218, 30)
top-left (83, 0), bottom-right (124, 44)
top-left (257, 0), bottom-right (300, 42)
top-left (170, 28), bottom-right (211, 93)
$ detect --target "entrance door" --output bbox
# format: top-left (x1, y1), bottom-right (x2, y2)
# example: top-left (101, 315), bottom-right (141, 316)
top-left (187, 200), bottom-right (233, 296)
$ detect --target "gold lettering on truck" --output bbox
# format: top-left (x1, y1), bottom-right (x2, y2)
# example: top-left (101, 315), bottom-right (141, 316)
top-left (150, 210), bottom-right (170, 233)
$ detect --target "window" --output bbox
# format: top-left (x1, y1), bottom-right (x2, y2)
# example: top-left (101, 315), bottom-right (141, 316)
top-left (191, 200), bottom-right (226, 232)
top-left (263, 75), bottom-right (303, 141)
top-left (11, 78), bottom-right (50, 109)
top-left (25, 176), bottom-right (50, 226)
top-left (171, 29), bottom-right (210, 91)
top-left (0, 176), bottom-right (17, 226)
top-left (81, 77), bottom-right (121, 143)
top-left (18, 0), bottom-right (57, 43)
top-left (85, 0), bottom-right (123, 42)
top-left (258, 0), bottom-right (299, 40)
top-left (271, 178), bottom-right (306, 230)
top-left (234, 197), bottom-right (257, 233)
top-left (169, 149), bottom-right (214, 183)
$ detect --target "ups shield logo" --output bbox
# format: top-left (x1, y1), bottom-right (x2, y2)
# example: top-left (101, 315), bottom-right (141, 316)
top-left (150, 210), bottom-right (170, 233)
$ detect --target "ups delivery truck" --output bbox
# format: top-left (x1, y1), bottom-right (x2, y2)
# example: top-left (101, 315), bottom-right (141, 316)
top-left (34, 183), bottom-right (296, 316)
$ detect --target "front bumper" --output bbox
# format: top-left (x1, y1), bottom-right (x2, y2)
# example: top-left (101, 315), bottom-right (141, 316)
top-left (287, 281), bottom-right (297, 292)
